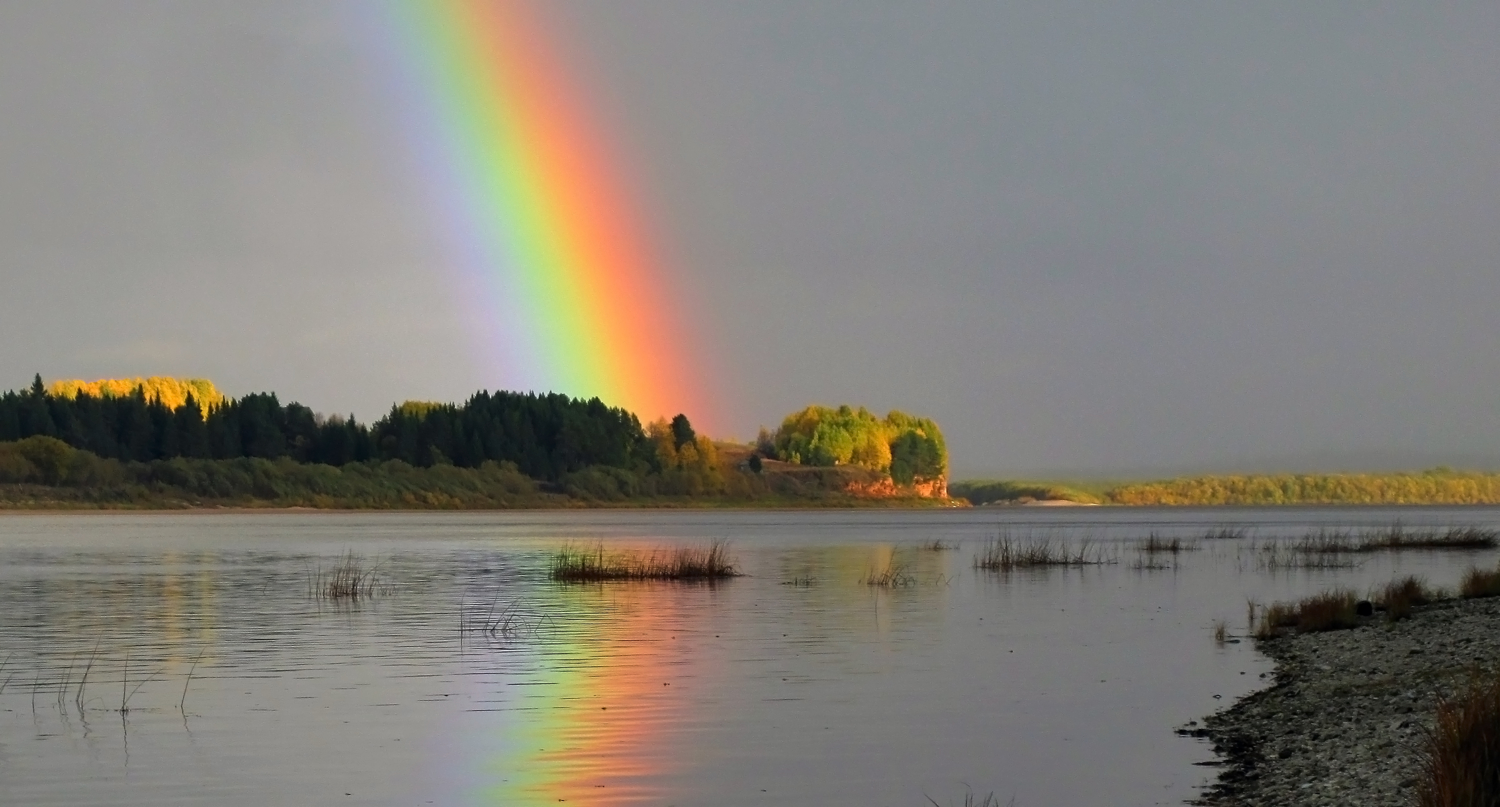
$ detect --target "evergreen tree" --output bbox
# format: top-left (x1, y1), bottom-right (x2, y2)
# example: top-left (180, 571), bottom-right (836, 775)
top-left (670, 414), bottom-right (697, 449)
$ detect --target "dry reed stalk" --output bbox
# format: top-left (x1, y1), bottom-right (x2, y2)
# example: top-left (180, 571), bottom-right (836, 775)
top-left (1363, 525), bottom-right (1498, 552)
top-left (1254, 589), bottom-right (1359, 638)
top-left (974, 535), bottom-right (1113, 571)
top-left (1138, 534), bottom-right (1199, 554)
top-left (1462, 564), bottom-right (1500, 599)
top-left (1377, 575), bottom-right (1441, 622)
top-left (314, 551), bottom-right (390, 599)
top-left (860, 562), bottom-right (915, 587)
top-left (180, 646), bottom-right (205, 713)
top-left (1212, 619), bottom-right (1229, 644)
top-left (1417, 674), bottom-right (1500, 807)
top-left (549, 541), bottom-right (739, 582)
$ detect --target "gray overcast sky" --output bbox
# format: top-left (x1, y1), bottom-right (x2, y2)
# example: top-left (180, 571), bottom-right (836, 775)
top-left (1, 1), bottom-right (1498, 477)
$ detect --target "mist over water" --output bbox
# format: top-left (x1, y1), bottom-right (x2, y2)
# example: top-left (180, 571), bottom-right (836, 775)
top-left (2, 509), bottom-right (1497, 806)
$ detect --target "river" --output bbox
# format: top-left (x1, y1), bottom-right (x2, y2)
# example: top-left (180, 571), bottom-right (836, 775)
top-left (1, 507), bottom-right (1496, 806)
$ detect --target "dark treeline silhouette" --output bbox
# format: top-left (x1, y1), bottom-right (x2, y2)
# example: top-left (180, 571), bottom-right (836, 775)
top-left (0, 375), bottom-right (651, 482)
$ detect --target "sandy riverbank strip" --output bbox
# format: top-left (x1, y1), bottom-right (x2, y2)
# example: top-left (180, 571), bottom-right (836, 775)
top-left (1189, 597), bottom-right (1500, 805)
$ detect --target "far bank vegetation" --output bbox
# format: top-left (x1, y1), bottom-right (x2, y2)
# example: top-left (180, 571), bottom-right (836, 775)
top-left (0, 375), bottom-right (950, 509)
top-left (949, 470), bottom-right (1500, 507)
top-left (1106, 470), bottom-right (1500, 506)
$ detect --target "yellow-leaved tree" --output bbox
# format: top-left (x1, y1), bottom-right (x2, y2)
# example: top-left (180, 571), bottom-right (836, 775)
top-left (48, 377), bottom-right (225, 410)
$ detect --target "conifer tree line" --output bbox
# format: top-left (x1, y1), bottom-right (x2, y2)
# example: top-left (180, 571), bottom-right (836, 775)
top-left (0, 375), bottom-right (658, 482)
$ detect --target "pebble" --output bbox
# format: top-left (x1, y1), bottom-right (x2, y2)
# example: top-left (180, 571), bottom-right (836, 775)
top-left (1187, 597), bottom-right (1500, 806)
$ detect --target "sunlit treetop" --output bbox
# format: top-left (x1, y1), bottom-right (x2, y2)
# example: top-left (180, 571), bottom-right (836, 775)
top-left (48, 377), bottom-right (225, 411)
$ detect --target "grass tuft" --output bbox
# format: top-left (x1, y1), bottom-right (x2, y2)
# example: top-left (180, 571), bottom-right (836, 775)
top-left (1212, 619), bottom-right (1229, 644)
top-left (1254, 589), bottom-right (1360, 638)
top-left (549, 541), bottom-right (739, 582)
top-left (1461, 563), bottom-right (1500, 599)
top-left (918, 539), bottom-right (960, 552)
top-left (1417, 673), bottom-right (1500, 807)
top-left (1363, 525), bottom-right (1498, 551)
top-left (974, 535), bottom-right (1112, 571)
top-left (1137, 533), bottom-right (1199, 554)
top-left (861, 562), bottom-right (916, 587)
top-left (1377, 575), bottom-right (1442, 622)
top-left (313, 551), bottom-right (390, 600)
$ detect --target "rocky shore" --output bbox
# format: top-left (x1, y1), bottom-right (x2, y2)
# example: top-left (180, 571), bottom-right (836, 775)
top-left (1188, 596), bottom-right (1500, 806)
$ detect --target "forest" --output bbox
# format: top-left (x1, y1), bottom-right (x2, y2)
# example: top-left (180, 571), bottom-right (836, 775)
top-left (0, 376), bottom-right (952, 508)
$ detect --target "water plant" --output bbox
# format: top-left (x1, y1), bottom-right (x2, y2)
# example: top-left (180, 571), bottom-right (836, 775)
top-left (1361, 525), bottom-right (1498, 551)
top-left (1212, 619), bottom-right (1229, 644)
top-left (1137, 534), bottom-right (1199, 554)
top-left (460, 595), bottom-right (543, 639)
top-left (919, 539), bottom-right (960, 552)
top-left (861, 562), bottom-right (916, 587)
top-left (1251, 541), bottom-right (1362, 571)
top-left (925, 790), bottom-right (1009, 807)
top-left (311, 551), bottom-right (390, 600)
top-left (973, 536), bottom-right (1112, 571)
top-left (1416, 673), bottom-right (1500, 807)
top-left (549, 541), bottom-right (739, 582)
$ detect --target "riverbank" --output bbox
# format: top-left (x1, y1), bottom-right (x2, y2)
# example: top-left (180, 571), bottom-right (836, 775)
top-left (0, 483), bottom-right (959, 511)
top-left (1192, 596), bottom-right (1500, 805)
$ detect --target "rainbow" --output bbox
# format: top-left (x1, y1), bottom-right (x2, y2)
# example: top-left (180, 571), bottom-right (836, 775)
top-left (377, 0), bottom-right (706, 425)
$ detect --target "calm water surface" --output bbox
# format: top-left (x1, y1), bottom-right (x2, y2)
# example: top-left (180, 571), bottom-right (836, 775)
top-left (2, 508), bottom-right (1498, 806)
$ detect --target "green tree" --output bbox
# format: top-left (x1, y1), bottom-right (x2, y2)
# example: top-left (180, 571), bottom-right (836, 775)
top-left (670, 414), bottom-right (697, 449)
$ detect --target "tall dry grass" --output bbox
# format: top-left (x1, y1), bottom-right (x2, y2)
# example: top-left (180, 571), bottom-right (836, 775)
top-left (1377, 575), bottom-right (1442, 622)
top-left (1462, 564), bottom-right (1500, 599)
top-left (1254, 589), bottom-right (1359, 638)
top-left (1417, 674), bottom-right (1500, 807)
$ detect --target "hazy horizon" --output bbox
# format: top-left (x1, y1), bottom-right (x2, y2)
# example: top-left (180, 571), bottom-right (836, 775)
top-left (3, 1), bottom-right (1498, 479)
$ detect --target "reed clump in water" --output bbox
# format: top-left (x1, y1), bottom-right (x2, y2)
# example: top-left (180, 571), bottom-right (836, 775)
top-left (549, 541), bottom-right (739, 582)
top-left (1362, 525), bottom-right (1498, 551)
top-left (1276, 525), bottom-right (1497, 556)
top-left (1212, 619), bottom-right (1229, 644)
top-left (919, 539), bottom-right (960, 552)
top-left (1417, 674), bottom-right (1500, 807)
top-left (1251, 541), bottom-right (1362, 571)
top-left (861, 562), bottom-right (915, 587)
top-left (974, 536), bottom-right (1112, 571)
top-left (1136, 534), bottom-right (1200, 554)
top-left (925, 792), bottom-right (1009, 807)
top-left (1254, 589), bottom-right (1360, 638)
top-left (312, 552), bottom-right (389, 600)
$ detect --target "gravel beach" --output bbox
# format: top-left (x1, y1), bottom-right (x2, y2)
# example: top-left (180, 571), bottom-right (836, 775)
top-left (1189, 596), bottom-right (1500, 806)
